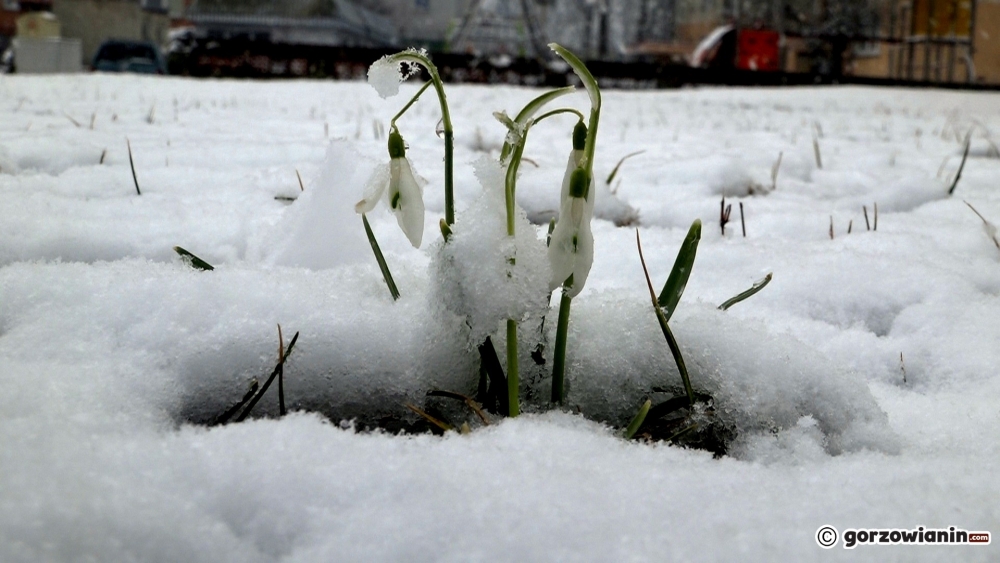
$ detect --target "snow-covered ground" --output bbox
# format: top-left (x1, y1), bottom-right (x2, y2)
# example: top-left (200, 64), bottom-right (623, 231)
top-left (1, 74), bottom-right (999, 561)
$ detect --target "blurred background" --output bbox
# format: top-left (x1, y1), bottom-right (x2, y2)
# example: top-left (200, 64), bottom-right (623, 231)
top-left (1, 0), bottom-right (998, 87)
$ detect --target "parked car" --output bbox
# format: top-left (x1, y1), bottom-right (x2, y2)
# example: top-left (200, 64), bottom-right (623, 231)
top-left (91, 39), bottom-right (166, 74)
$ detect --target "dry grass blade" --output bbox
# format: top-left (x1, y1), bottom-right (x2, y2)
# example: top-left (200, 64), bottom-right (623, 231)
top-left (636, 230), bottom-right (658, 308)
top-left (277, 324), bottom-right (286, 416)
top-left (948, 130), bottom-right (972, 195)
top-left (63, 112), bottom-right (81, 128)
top-left (405, 403), bottom-right (454, 432)
top-left (427, 390), bottom-right (491, 425)
top-left (771, 151), bottom-right (783, 190)
top-left (215, 379), bottom-right (259, 425)
top-left (605, 150), bottom-right (645, 185)
top-left (295, 169), bottom-right (305, 191)
top-left (234, 331), bottom-right (299, 422)
top-left (719, 197), bottom-right (731, 236)
top-left (126, 139), bottom-right (141, 196)
top-left (963, 200), bottom-right (1000, 250)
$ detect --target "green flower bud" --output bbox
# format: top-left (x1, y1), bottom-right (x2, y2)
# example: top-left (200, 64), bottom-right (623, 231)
top-left (388, 129), bottom-right (406, 159)
top-left (573, 120), bottom-right (587, 151)
top-left (568, 167), bottom-right (588, 199)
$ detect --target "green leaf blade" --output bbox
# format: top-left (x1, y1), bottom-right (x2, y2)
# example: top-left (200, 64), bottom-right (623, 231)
top-left (173, 246), bottom-right (214, 271)
top-left (624, 399), bottom-right (652, 439)
top-left (657, 219), bottom-right (701, 319)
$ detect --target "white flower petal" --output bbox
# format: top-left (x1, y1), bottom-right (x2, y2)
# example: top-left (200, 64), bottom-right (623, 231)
top-left (389, 157), bottom-right (425, 248)
top-left (354, 163), bottom-right (390, 214)
top-left (559, 149), bottom-right (586, 205)
top-left (549, 157), bottom-right (596, 296)
top-left (548, 196), bottom-right (580, 291)
top-left (568, 218), bottom-right (594, 298)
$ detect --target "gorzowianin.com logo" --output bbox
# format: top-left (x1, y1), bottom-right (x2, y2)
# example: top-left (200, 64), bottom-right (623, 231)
top-left (816, 525), bottom-right (991, 549)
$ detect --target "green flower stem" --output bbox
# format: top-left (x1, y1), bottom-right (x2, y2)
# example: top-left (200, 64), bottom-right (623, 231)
top-left (544, 45), bottom-right (603, 408)
top-left (533, 108), bottom-right (585, 125)
top-left (507, 318), bottom-right (520, 417)
top-left (500, 86), bottom-right (576, 162)
top-left (497, 85), bottom-right (579, 417)
top-left (390, 80), bottom-right (433, 127)
top-left (549, 43), bottom-right (601, 186)
top-left (388, 51), bottom-right (455, 226)
top-left (505, 141), bottom-right (526, 236)
top-left (550, 286), bottom-right (572, 404)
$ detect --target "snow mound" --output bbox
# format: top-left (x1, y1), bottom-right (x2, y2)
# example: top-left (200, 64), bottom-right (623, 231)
top-left (257, 140), bottom-right (375, 269)
top-left (430, 156), bottom-right (551, 345)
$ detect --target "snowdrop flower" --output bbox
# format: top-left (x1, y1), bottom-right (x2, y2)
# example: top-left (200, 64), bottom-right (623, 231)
top-left (548, 122), bottom-right (594, 297)
top-left (355, 129), bottom-right (426, 248)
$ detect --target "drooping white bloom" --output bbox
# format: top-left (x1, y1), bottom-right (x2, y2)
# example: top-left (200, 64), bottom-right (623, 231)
top-left (355, 130), bottom-right (425, 248)
top-left (548, 161), bottom-right (595, 297)
top-left (548, 122), bottom-right (595, 297)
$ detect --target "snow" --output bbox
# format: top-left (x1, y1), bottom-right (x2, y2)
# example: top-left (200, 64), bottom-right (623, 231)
top-left (366, 54), bottom-right (405, 99)
top-left (1, 73), bottom-right (1000, 561)
top-left (431, 156), bottom-right (551, 346)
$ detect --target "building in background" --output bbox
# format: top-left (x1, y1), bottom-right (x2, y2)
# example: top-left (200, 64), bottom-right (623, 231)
top-left (17, 0), bottom-right (997, 84)
top-left (51, 0), bottom-right (170, 65)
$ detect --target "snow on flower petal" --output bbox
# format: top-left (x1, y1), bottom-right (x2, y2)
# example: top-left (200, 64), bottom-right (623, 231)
top-left (367, 55), bottom-right (403, 99)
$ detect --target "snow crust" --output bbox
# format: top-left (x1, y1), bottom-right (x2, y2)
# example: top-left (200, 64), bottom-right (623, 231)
top-left (1, 74), bottom-right (999, 561)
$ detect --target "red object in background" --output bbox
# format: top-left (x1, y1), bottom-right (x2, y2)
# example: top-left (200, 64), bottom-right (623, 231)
top-left (736, 29), bottom-right (780, 71)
